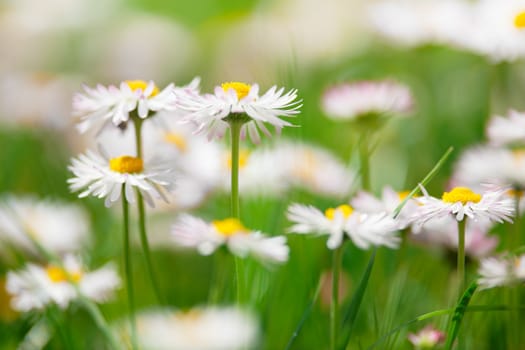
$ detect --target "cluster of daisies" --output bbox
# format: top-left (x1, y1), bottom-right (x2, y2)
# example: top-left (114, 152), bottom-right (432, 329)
top-left (1, 73), bottom-right (522, 348)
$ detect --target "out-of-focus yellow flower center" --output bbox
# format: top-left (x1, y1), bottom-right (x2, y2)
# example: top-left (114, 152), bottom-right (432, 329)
top-left (325, 205), bottom-right (354, 220)
top-left (514, 11), bottom-right (525, 28)
top-left (508, 188), bottom-right (524, 198)
top-left (126, 80), bottom-right (159, 97)
top-left (46, 266), bottom-right (82, 283)
top-left (0, 278), bottom-right (17, 321)
top-left (221, 82), bottom-right (251, 100)
top-left (227, 150), bottom-right (250, 169)
top-left (109, 156), bottom-right (144, 174)
top-left (212, 218), bottom-right (247, 237)
top-left (442, 187), bottom-right (481, 204)
top-left (164, 132), bottom-right (187, 152)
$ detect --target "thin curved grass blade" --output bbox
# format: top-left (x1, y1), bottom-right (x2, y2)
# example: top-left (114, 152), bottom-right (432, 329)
top-left (444, 282), bottom-right (478, 350)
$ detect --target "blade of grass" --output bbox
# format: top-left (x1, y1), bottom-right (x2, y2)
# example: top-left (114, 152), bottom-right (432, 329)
top-left (338, 249), bottom-right (376, 349)
top-left (444, 282), bottom-right (478, 350)
top-left (393, 146), bottom-right (454, 218)
top-left (285, 277), bottom-right (323, 350)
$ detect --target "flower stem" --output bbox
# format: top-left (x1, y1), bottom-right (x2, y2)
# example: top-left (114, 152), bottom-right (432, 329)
top-left (457, 218), bottom-right (467, 297)
top-left (358, 134), bottom-right (370, 191)
top-left (122, 188), bottom-right (138, 350)
top-left (229, 121), bottom-right (242, 219)
top-left (132, 117), bottom-right (164, 305)
top-left (136, 190), bottom-right (164, 305)
top-left (228, 120), bottom-right (244, 305)
top-left (330, 245), bottom-right (344, 350)
top-left (78, 297), bottom-right (121, 350)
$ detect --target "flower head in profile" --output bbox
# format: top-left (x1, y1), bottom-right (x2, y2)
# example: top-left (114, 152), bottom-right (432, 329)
top-left (171, 215), bottom-right (289, 264)
top-left (412, 185), bottom-right (514, 226)
top-left (321, 80), bottom-right (413, 121)
top-left (6, 255), bottom-right (120, 311)
top-left (486, 109), bottom-right (525, 147)
top-left (0, 195), bottom-right (90, 256)
top-left (478, 254), bottom-right (525, 289)
top-left (68, 149), bottom-right (175, 208)
top-left (178, 81), bottom-right (301, 143)
top-left (286, 203), bottom-right (400, 250)
top-left (130, 306), bottom-right (258, 350)
top-left (408, 325), bottom-right (445, 349)
top-left (73, 78), bottom-right (199, 134)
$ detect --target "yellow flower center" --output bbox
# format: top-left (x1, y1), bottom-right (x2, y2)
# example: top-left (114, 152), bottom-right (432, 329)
top-left (514, 11), bottom-right (525, 28)
top-left (227, 150), bottom-right (250, 169)
top-left (164, 132), bottom-right (187, 152)
top-left (221, 82), bottom-right (251, 100)
top-left (442, 187), bottom-right (481, 204)
top-left (212, 218), bottom-right (247, 237)
top-left (109, 156), bottom-right (144, 174)
top-left (126, 80), bottom-right (159, 97)
top-left (46, 266), bottom-right (82, 283)
top-left (325, 205), bottom-right (354, 220)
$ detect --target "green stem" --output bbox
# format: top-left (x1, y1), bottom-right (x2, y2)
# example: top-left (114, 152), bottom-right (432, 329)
top-left (358, 134), bottom-right (370, 191)
top-left (132, 117), bottom-right (163, 305)
top-left (133, 118), bottom-right (143, 158)
top-left (136, 190), bottom-right (164, 304)
top-left (457, 218), bottom-right (467, 297)
top-left (330, 245), bottom-right (344, 350)
top-left (229, 121), bottom-right (242, 219)
top-left (509, 193), bottom-right (521, 349)
top-left (122, 188), bottom-right (138, 350)
top-left (228, 120), bottom-right (244, 305)
top-left (78, 297), bottom-right (121, 350)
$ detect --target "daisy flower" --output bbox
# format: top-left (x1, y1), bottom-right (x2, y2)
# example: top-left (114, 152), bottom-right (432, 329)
top-left (486, 109), bottom-right (525, 147)
top-left (477, 254), bottom-right (525, 289)
top-left (6, 255), bottom-right (120, 311)
top-left (320, 80), bottom-right (413, 121)
top-left (412, 185), bottom-right (514, 226)
top-left (67, 149), bottom-right (175, 208)
top-left (129, 306), bottom-right (258, 350)
top-left (178, 81), bottom-right (301, 143)
top-left (286, 203), bottom-right (400, 250)
top-left (73, 78), bottom-right (199, 134)
top-left (351, 186), bottom-right (419, 229)
top-left (171, 215), bottom-right (289, 264)
top-left (407, 325), bottom-right (445, 349)
top-left (0, 195), bottom-right (90, 256)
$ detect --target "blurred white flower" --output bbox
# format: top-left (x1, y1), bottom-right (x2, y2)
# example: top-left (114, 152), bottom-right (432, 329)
top-left (351, 186), bottom-right (419, 228)
top-left (0, 72), bottom-right (80, 130)
top-left (454, 0), bottom-right (525, 63)
top-left (408, 325), bottom-right (445, 349)
top-left (412, 185), bottom-right (514, 225)
top-left (321, 81), bottom-right (413, 121)
top-left (133, 306), bottom-right (258, 350)
top-left (68, 149), bottom-right (175, 208)
top-left (0, 196), bottom-right (90, 256)
top-left (179, 81), bottom-right (301, 143)
top-left (171, 216), bottom-right (289, 264)
top-left (73, 78), bottom-right (199, 134)
top-left (452, 146), bottom-right (525, 190)
top-left (410, 216), bottom-right (499, 258)
top-left (478, 254), bottom-right (525, 289)
top-left (6, 255), bottom-right (120, 311)
top-left (367, 0), bottom-right (471, 48)
top-left (486, 109), bottom-right (525, 147)
top-left (92, 13), bottom-right (198, 82)
top-left (287, 203), bottom-right (400, 250)
top-left (277, 141), bottom-right (356, 198)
